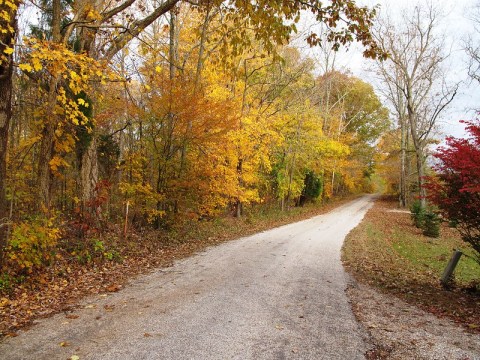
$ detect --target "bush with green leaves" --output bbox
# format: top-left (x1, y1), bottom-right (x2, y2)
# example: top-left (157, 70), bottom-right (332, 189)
top-left (410, 200), bottom-right (425, 228)
top-left (422, 211), bottom-right (441, 238)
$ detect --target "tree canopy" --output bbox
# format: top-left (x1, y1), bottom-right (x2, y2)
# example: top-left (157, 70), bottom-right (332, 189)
top-left (0, 0), bottom-right (390, 274)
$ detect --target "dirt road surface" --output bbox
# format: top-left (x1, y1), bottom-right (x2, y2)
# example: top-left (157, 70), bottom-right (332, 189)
top-left (0, 196), bottom-right (375, 360)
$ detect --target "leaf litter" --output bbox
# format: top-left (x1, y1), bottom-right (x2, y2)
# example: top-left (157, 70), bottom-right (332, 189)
top-left (0, 196), bottom-right (357, 337)
top-left (343, 196), bottom-right (480, 359)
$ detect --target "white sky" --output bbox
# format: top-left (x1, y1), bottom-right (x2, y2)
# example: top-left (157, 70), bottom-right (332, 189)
top-left (301, 0), bottom-right (480, 140)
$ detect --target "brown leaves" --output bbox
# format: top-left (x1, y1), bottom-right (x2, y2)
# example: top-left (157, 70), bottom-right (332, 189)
top-left (343, 196), bottom-right (480, 333)
top-left (0, 197), bottom-right (356, 337)
top-left (65, 314), bottom-right (79, 320)
top-left (106, 284), bottom-right (121, 293)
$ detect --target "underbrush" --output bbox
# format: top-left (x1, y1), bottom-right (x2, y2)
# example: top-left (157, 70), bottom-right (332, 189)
top-left (342, 196), bottom-right (480, 331)
top-left (0, 195), bottom-right (354, 336)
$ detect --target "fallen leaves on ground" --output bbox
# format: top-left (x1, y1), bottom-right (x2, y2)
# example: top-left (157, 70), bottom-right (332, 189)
top-left (342, 196), bottom-right (480, 333)
top-left (0, 196), bottom-right (357, 337)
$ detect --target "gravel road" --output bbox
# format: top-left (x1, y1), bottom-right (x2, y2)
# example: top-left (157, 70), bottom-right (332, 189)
top-left (0, 196), bottom-right (375, 360)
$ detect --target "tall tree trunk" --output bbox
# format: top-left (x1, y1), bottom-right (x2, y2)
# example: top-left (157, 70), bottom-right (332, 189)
top-left (37, 0), bottom-right (61, 212)
top-left (77, 20), bottom-right (101, 218)
top-left (0, 76), bottom-right (11, 225)
top-left (37, 110), bottom-right (56, 211)
top-left (415, 146), bottom-right (427, 208)
top-left (0, 42), bottom-right (13, 268)
top-left (400, 115), bottom-right (407, 207)
top-left (169, 11), bottom-right (178, 82)
top-left (81, 135), bottom-right (99, 215)
top-left (407, 102), bottom-right (426, 208)
top-left (0, 1), bottom-right (16, 264)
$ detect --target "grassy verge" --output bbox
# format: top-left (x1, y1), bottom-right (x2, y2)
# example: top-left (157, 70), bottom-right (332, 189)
top-left (0, 195), bottom-right (356, 336)
top-left (342, 196), bottom-right (480, 332)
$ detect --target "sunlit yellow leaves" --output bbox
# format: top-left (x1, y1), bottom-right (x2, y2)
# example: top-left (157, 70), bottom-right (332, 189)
top-left (3, 46), bottom-right (13, 55)
top-left (18, 63), bottom-right (32, 72)
top-left (77, 98), bottom-right (89, 107)
top-left (119, 172), bottom-right (165, 223)
top-left (1, 10), bottom-right (11, 22)
top-left (18, 38), bottom-right (116, 97)
top-left (32, 57), bottom-right (42, 71)
top-left (54, 133), bottom-right (76, 154)
top-left (49, 156), bottom-right (69, 172)
top-left (6, 215), bottom-right (62, 274)
top-left (86, 8), bottom-right (102, 21)
top-left (2, 0), bottom-right (19, 10)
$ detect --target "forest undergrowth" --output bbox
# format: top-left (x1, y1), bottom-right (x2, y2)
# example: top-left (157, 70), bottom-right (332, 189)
top-left (0, 196), bottom-right (356, 337)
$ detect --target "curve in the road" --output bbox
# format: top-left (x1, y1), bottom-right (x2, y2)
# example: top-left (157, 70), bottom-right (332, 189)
top-left (0, 195), bottom-right (375, 360)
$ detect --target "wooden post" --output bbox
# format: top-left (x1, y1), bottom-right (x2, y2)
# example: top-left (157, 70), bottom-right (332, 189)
top-left (440, 250), bottom-right (462, 287)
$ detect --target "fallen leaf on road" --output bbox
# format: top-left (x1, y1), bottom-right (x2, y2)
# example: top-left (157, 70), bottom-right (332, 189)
top-left (65, 314), bottom-right (79, 319)
top-left (59, 341), bottom-right (70, 347)
top-left (106, 284), bottom-right (121, 293)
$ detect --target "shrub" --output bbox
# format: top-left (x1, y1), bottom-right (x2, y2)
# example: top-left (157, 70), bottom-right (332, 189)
top-left (5, 216), bottom-right (62, 274)
top-left (410, 200), bottom-right (425, 228)
top-left (422, 211), bottom-right (440, 238)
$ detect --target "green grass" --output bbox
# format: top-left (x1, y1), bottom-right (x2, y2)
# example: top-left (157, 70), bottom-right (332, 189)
top-left (391, 227), bottom-right (480, 284)
top-left (342, 196), bottom-right (480, 331)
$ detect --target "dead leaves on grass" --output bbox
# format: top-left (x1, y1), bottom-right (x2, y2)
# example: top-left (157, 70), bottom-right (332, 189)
top-left (343, 196), bottom-right (480, 333)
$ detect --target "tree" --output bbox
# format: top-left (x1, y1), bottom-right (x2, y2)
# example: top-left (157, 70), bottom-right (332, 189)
top-left (465, 1), bottom-right (480, 84)
top-left (314, 71), bottom-right (389, 195)
top-left (374, 4), bottom-right (458, 207)
top-left (0, 0), bottom-right (18, 264)
top-left (425, 119), bottom-right (480, 264)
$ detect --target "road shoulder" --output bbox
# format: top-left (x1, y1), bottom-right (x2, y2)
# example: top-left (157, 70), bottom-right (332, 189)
top-left (347, 279), bottom-right (480, 359)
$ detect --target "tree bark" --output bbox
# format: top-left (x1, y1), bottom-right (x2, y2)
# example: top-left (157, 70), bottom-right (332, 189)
top-left (0, 38), bottom-right (14, 265)
top-left (37, 114), bottom-right (56, 211)
top-left (36, 0), bottom-right (62, 212)
top-left (80, 136), bottom-right (99, 214)
top-left (414, 145), bottom-right (427, 208)
top-left (406, 99), bottom-right (427, 208)
top-left (0, 0), bottom-right (17, 265)
top-left (400, 114), bottom-right (407, 207)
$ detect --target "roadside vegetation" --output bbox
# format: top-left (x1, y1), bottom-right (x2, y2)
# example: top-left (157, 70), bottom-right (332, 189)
top-left (1, 0), bottom-right (480, 345)
top-left (342, 196), bottom-right (480, 332)
top-left (0, 195), bottom-right (355, 337)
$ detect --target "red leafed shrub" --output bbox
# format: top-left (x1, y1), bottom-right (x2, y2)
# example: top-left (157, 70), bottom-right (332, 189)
top-left (425, 119), bottom-right (480, 264)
